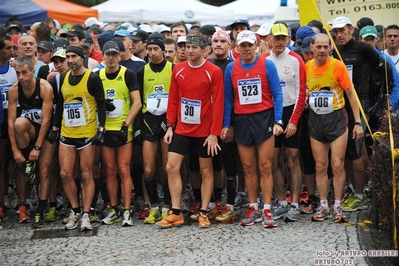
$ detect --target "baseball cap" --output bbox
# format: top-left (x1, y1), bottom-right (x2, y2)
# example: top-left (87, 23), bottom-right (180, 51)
top-left (138, 24), bottom-right (152, 34)
top-left (359, 25), bottom-right (378, 39)
top-left (296, 26), bottom-right (316, 40)
top-left (177, 36), bottom-right (187, 44)
top-left (7, 24), bottom-right (22, 33)
top-left (237, 30), bottom-right (256, 45)
top-left (199, 25), bottom-right (215, 36)
top-left (53, 37), bottom-right (69, 49)
top-left (357, 17), bottom-right (374, 30)
top-left (84, 17), bottom-right (104, 28)
top-left (102, 40), bottom-right (120, 54)
top-left (131, 30), bottom-right (149, 41)
top-left (114, 29), bottom-right (132, 39)
top-left (308, 20), bottom-right (323, 33)
top-left (83, 33), bottom-right (93, 47)
top-left (37, 41), bottom-right (52, 51)
top-left (255, 23), bottom-right (272, 36)
top-left (51, 48), bottom-right (67, 61)
top-left (331, 16), bottom-right (352, 29)
top-left (157, 25), bottom-right (171, 33)
top-left (230, 19), bottom-right (250, 30)
top-left (271, 23), bottom-right (289, 37)
top-left (301, 36), bottom-right (313, 53)
top-left (212, 30), bottom-right (231, 44)
top-left (191, 24), bottom-right (200, 30)
top-left (63, 27), bottom-right (85, 39)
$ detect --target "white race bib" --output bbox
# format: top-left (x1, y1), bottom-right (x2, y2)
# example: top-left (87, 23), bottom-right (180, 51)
top-left (1, 86), bottom-right (10, 109)
top-left (63, 102), bottom-right (86, 127)
top-left (147, 93), bottom-right (168, 115)
top-left (237, 78), bottom-right (262, 105)
top-left (309, 91), bottom-right (334, 114)
top-left (346, 65), bottom-right (353, 82)
top-left (21, 108), bottom-right (43, 124)
top-left (106, 99), bottom-right (123, 118)
top-left (181, 98), bottom-right (201, 124)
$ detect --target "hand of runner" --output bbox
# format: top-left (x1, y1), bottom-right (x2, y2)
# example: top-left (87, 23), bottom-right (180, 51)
top-left (204, 134), bottom-right (221, 156)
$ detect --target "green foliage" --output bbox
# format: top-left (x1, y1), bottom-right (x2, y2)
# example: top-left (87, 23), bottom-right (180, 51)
top-left (68, 0), bottom-right (107, 7)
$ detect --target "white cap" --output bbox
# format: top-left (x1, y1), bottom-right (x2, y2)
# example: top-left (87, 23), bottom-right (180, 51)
top-left (331, 16), bottom-right (352, 29)
top-left (53, 19), bottom-right (61, 30)
top-left (84, 17), bottom-right (104, 28)
top-left (237, 30), bottom-right (256, 45)
top-left (177, 36), bottom-right (187, 44)
top-left (138, 24), bottom-right (152, 33)
top-left (157, 24), bottom-right (171, 33)
top-left (121, 22), bottom-right (136, 33)
top-left (255, 23), bottom-right (272, 36)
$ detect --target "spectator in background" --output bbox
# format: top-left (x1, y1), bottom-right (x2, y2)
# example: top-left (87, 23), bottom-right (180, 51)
top-left (83, 32), bottom-right (103, 63)
top-left (6, 22), bottom-right (23, 37)
top-left (164, 38), bottom-right (177, 63)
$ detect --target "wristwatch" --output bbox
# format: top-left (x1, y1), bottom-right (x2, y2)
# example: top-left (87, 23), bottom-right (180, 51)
top-left (34, 146), bottom-right (42, 150)
top-left (98, 126), bottom-right (106, 133)
top-left (166, 123), bottom-right (173, 129)
top-left (354, 121), bottom-right (362, 126)
top-left (274, 120), bottom-right (284, 127)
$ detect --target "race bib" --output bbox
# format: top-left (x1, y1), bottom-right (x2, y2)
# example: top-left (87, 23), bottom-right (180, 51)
top-left (106, 99), bottom-right (123, 118)
top-left (181, 98), bottom-right (201, 124)
top-left (346, 65), bottom-right (353, 82)
top-left (63, 102), bottom-right (86, 127)
top-left (21, 108), bottom-right (43, 124)
top-left (147, 93), bottom-right (168, 115)
top-left (237, 78), bottom-right (262, 105)
top-left (1, 86), bottom-right (10, 109)
top-left (309, 91), bottom-right (334, 114)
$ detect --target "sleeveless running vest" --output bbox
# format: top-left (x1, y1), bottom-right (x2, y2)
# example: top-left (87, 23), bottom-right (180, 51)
top-left (18, 78), bottom-right (43, 124)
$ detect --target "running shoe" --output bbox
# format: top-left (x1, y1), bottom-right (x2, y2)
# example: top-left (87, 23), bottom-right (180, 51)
top-left (189, 201), bottom-right (201, 214)
top-left (208, 201), bottom-right (226, 219)
top-left (285, 191), bottom-right (292, 203)
top-left (155, 210), bottom-right (184, 228)
top-left (299, 190), bottom-right (309, 204)
top-left (215, 210), bottom-right (236, 223)
top-left (234, 194), bottom-right (249, 209)
top-left (138, 204), bottom-right (150, 219)
top-left (342, 195), bottom-right (368, 212)
top-left (33, 213), bottom-right (44, 228)
top-left (272, 204), bottom-right (290, 220)
top-left (301, 199), bottom-right (318, 214)
top-left (89, 208), bottom-right (101, 223)
top-left (122, 210), bottom-right (134, 227)
top-left (80, 213), bottom-right (92, 231)
top-left (262, 209), bottom-right (277, 228)
top-left (44, 207), bottom-right (58, 222)
top-left (240, 206), bottom-right (262, 226)
top-left (18, 206), bottom-right (30, 223)
top-left (284, 205), bottom-right (300, 222)
top-left (341, 193), bottom-right (356, 208)
top-left (311, 206), bottom-right (331, 222)
top-left (144, 208), bottom-right (161, 224)
top-left (102, 208), bottom-right (121, 225)
top-left (190, 212), bottom-right (199, 221)
top-left (334, 206), bottom-right (348, 223)
top-left (198, 212), bottom-right (211, 228)
top-left (364, 183), bottom-right (373, 198)
top-left (161, 209), bottom-right (169, 220)
top-left (24, 160), bottom-right (36, 182)
top-left (65, 210), bottom-right (80, 230)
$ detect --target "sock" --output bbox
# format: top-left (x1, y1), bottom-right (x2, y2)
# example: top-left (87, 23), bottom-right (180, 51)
top-left (200, 209), bottom-right (208, 214)
top-left (348, 183), bottom-right (355, 193)
top-left (263, 204), bottom-right (272, 210)
top-left (36, 199), bottom-right (47, 215)
top-left (355, 193), bottom-right (364, 200)
top-left (162, 207), bottom-right (170, 212)
top-left (50, 202), bottom-right (57, 208)
top-left (291, 202), bottom-right (299, 209)
top-left (144, 176), bottom-right (159, 206)
top-left (72, 207), bottom-right (81, 215)
top-left (334, 200), bottom-right (342, 209)
top-left (171, 208), bottom-right (181, 215)
top-left (320, 200), bottom-right (328, 209)
top-left (278, 200), bottom-right (287, 207)
top-left (226, 177), bottom-right (237, 205)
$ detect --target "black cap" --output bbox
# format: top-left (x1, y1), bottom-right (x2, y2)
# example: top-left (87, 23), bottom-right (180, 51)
top-left (357, 17), bottom-right (374, 30)
top-left (199, 25), bottom-right (216, 36)
top-left (63, 27), bottom-right (85, 39)
top-left (53, 37), bottom-right (69, 50)
top-left (83, 32), bottom-right (93, 47)
top-left (307, 20), bottom-right (323, 33)
top-left (102, 40), bottom-right (120, 54)
top-left (37, 41), bottom-right (53, 51)
top-left (110, 37), bottom-right (126, 52)
top-left (7, 23), bottom-right (22, 33)
top-left (147, 33), bottom-right (165, 51)
top-left (131, 30), bottom-right (149, 41)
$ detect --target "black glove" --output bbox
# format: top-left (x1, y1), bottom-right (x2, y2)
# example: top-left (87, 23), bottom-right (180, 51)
top-left (47, 130), bottom-right (60, 145)
top-left (119, 123), bottom-right (128, 145)
top-left (92, 129), bottom-right (105, 146)
top-left (105, 99), bottom-right (116, 111)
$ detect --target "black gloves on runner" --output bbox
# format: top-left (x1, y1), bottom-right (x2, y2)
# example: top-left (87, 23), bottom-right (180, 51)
top-left (47, 130), bottom-right (60, 145)
top-left (119, 122), bottom-right (129, 145)
top-left (92, 129), bottom-right (105, 146)
top-left (105, 99), bottom-right (116, 111)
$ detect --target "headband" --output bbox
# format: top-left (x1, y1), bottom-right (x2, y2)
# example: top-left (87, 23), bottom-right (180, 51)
top-left (186, 36), bottom-right (206, 49)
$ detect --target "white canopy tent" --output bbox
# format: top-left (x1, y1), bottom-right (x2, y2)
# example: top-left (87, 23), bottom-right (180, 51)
top-left (92, 0), bottom-right (235, 26)
top-left (220, 0), bottom-right (297, 26)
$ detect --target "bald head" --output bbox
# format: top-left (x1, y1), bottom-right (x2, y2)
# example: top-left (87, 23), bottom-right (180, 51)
top-left (18, 35), bottom-right (37, 57)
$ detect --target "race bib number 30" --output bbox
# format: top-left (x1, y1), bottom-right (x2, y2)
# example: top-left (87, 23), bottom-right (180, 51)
top-left (237, 78), bottom-right (262, 105)
top-left (181, 98), bottom-right (201, 124)
top-left (309, 91), bottom-right (334, 114)
top-left (147, 93), bottom-right (168, 115)
top-left (63, 102), bottom-right (86, 127)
